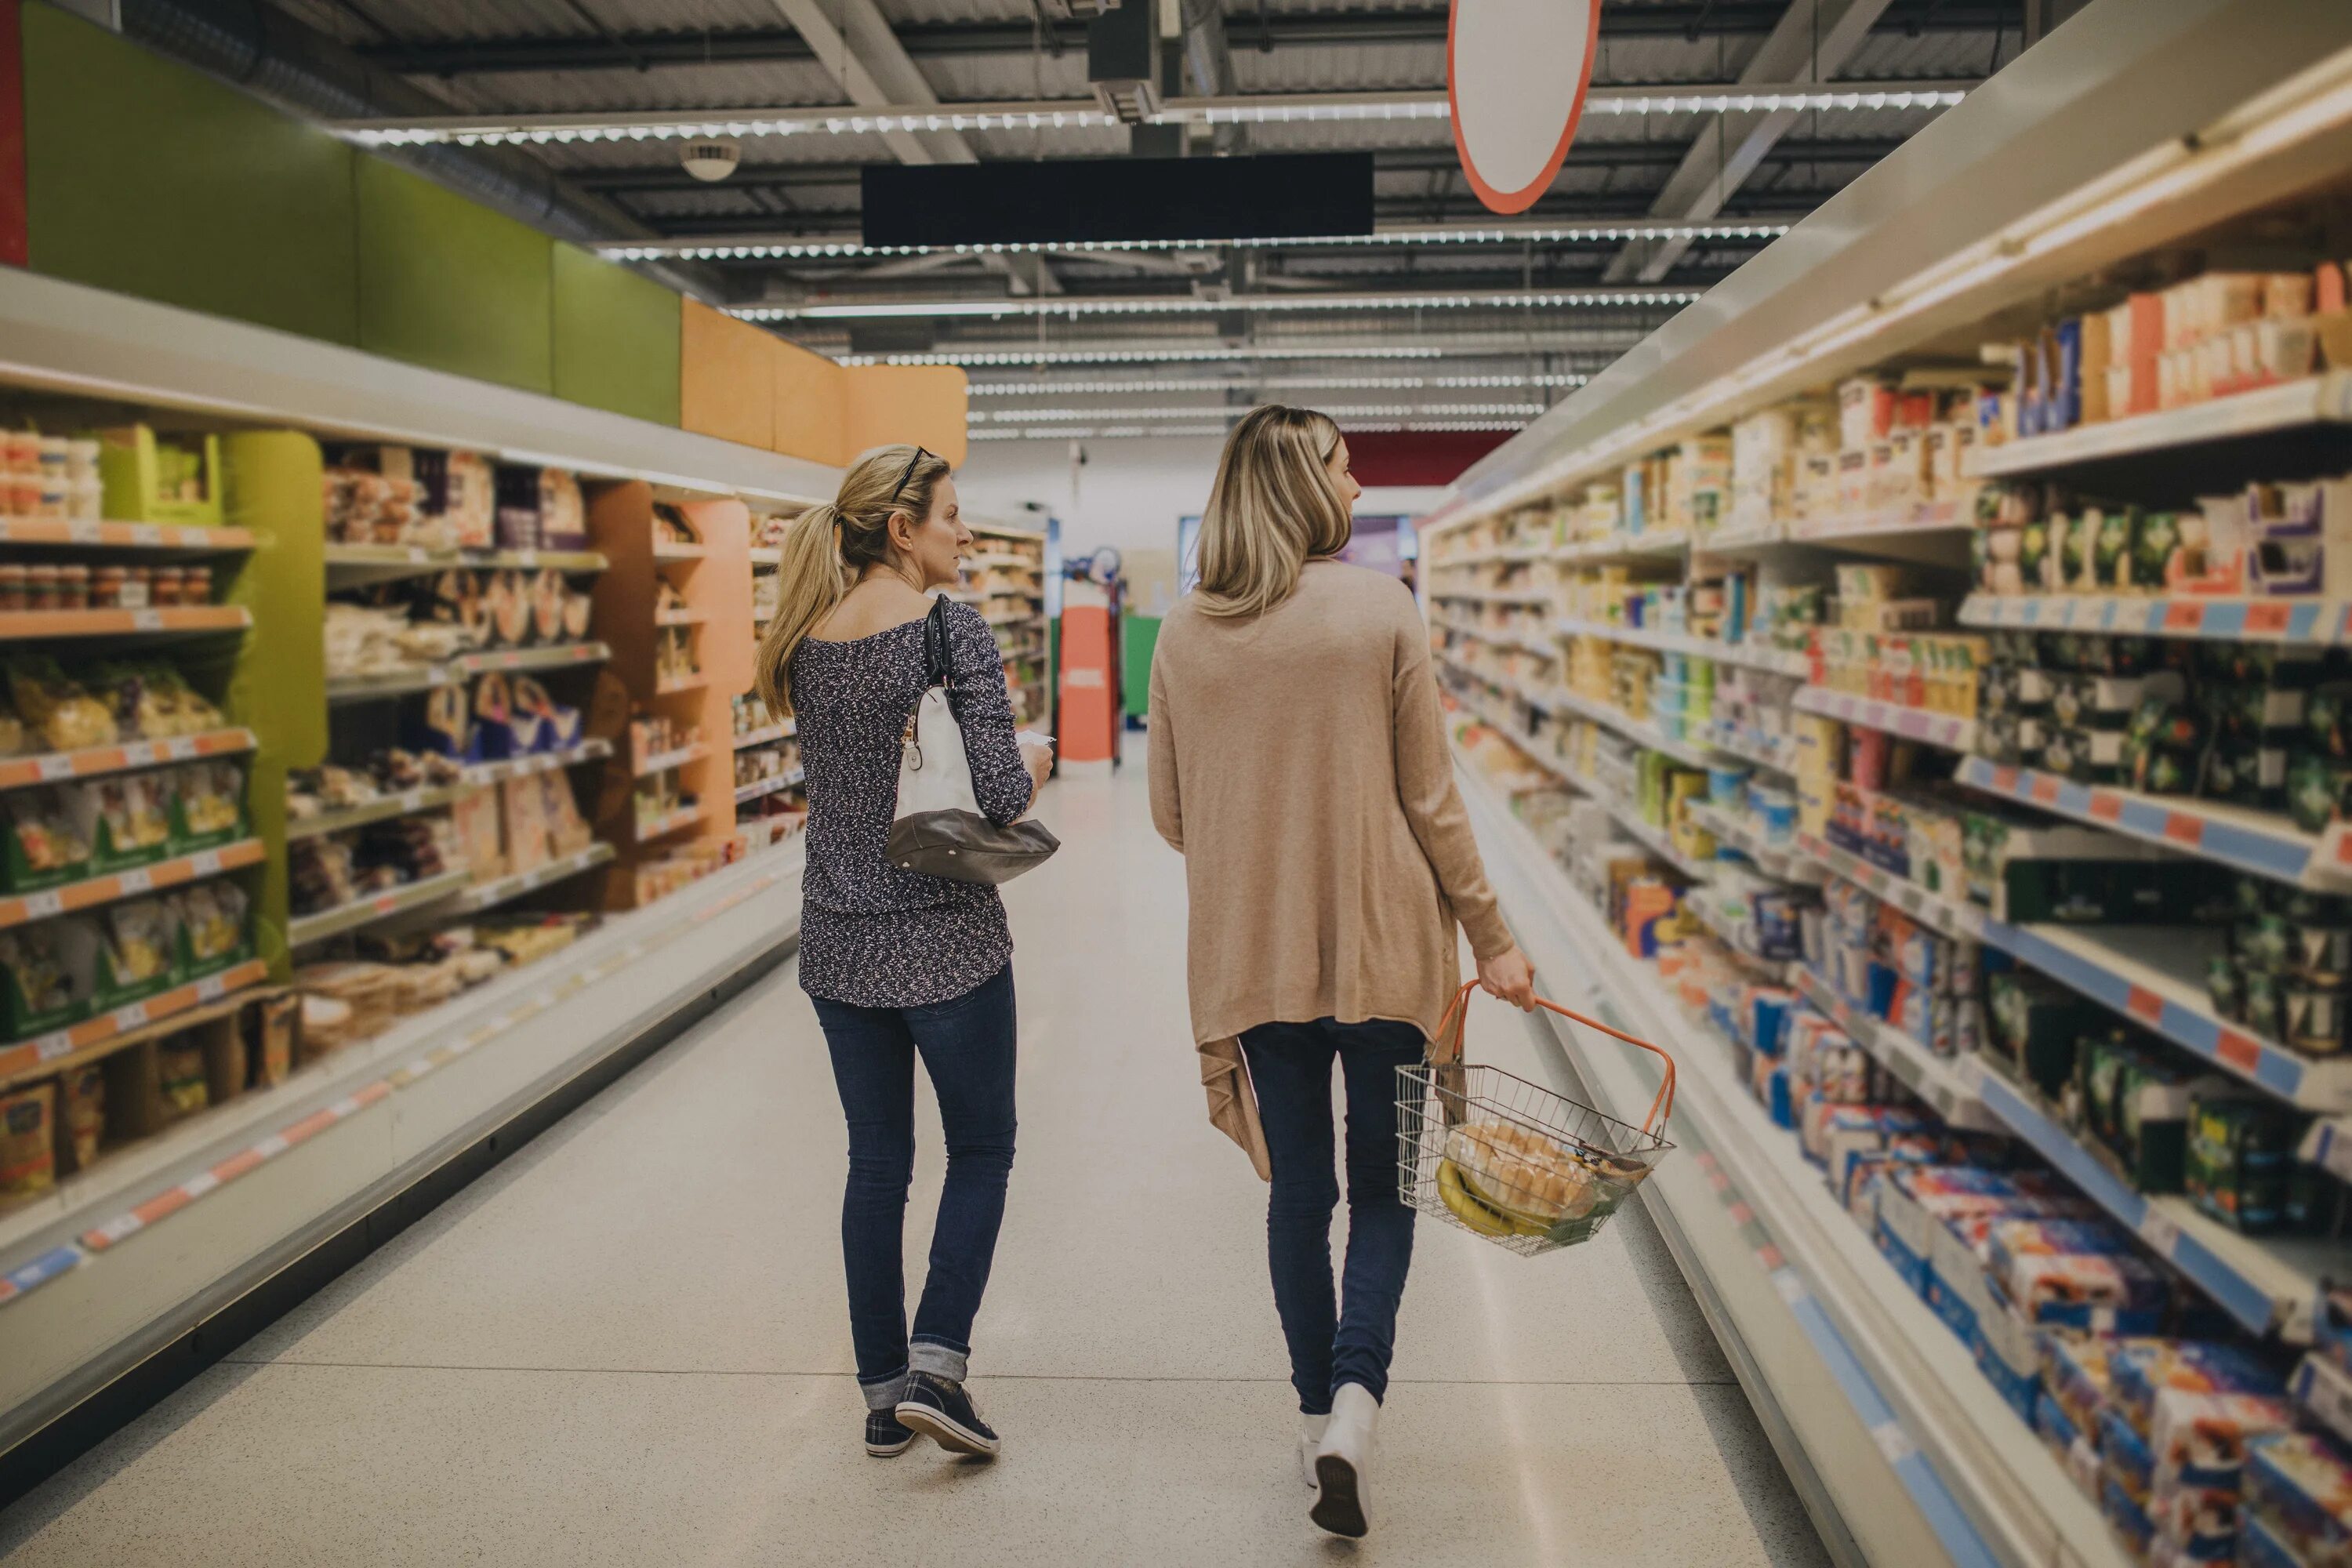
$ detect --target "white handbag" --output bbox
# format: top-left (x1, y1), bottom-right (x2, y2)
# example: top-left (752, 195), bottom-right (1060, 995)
top-left (884, 598), bottom-right (1060, 884)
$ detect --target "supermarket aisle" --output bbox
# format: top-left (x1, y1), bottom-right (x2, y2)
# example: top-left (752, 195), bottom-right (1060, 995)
top-left (0, 760), bottom-right (1825, 1568)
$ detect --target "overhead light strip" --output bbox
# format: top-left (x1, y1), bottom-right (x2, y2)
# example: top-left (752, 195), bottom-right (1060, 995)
top-left (596, 223), bottom-right (1792, 263)
top-left (336, 82), bottom-right (1970, 148)
top-left (842, 343), bottom-right (1624, 367)
top-left (969, 418), bottom-right (1528, 441)
top-left (739, 289), bottom-right (1700, 322)
top-left (966, 373), bottom-right (1589, 394)
top-left (982, 402), bottom-right (1542, 422)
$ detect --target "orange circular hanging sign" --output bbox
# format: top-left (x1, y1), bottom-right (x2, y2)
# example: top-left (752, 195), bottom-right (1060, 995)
top-left (1448, 0), bottom-right (1602, 216)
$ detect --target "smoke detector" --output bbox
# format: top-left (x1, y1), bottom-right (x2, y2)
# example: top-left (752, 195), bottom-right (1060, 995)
top-left (681, 138), bottom-right (741, 183)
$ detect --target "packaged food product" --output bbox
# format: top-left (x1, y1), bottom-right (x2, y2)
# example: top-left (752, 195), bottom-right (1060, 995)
top-left (2111, 1341), bottom-right (2285, 1438)
top-left (0, 1082), bottom-right (56, 1196)
top-left (0, 921), bottom-right (82, 1037)
top-left (57, 1061), bottom-right (103, 1170)
top-left (172, 881), bottom-right (249, 971)
top-left (157, 1037), bottom-right (209, 1116)
top-left (99, 898), bottom-right (175, 995)
top-left (170, 759), bottom-right (245, 842)
top-left (61, 773), bottom-right (170, 869)
top-left (2148, 1385), bottom-right (2293, 1490)
top-left (2, 785), bottom-right (92, 889)
top-left (2244, 1431), bottom-right (2352, 1567)
top-left (5, 655), bottom-right (116, 751)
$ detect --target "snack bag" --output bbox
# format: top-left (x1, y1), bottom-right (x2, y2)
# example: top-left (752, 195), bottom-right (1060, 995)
top-left (0, 1082), bottom-right (56, 1196)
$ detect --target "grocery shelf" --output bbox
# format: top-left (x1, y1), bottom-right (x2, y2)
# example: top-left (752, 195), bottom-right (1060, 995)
top-left (633, 803), bottom-right (702, 840)
top-left (651, 542), bottom-right (706, 562)
top-left (1543, 682), bottom-right (1722, 771)
top-left (1791, 967), bottom-right (2002, 1132)
top-left (1425, 586), bottom-right (1556, 608)
top-left (0, 520), bottom-right (255, 553)
top-left (1700, 719), bottom-right (1800, 776)
top-left (653, 608), bottom-right (707, 627)
top-left (746, 546), bottom-right (782, 565)
top-left (321, 543), bottom-right (608, 579)
top-left (284, 741), bottom-right (613, 841)
top-left (1798, 833), bottom-right (1984, 943)
top-left (633, 742), bottom-right (708, 777)
top-left (653, 671), bottom-right (707, 696)
top-left (325, 641), bottom-right (612, 701)
top-left (1791, 687), bottom-right (1976, 752)
top-left (1604, 797), bottom-right (1716, 884)
top-left (1966, 1064), bottom-right (2346, 1342)
top-left (966, 551), bottom-right (1039, 571)
top-left (0, 605), bottom-right (250, 641)
top-left (1431, 618), bottom-right (1559, 659)
top-left (1685, 891), bottom-right (1797, 982)
top-left (1688, 803), bottom-right (1823, 885)
top-left (1965, 373), bottom-right (2352, 479)
top-left (0, 957), bottom-right (270, 1093)
top-left (732, 721), bottom-right (793, 750)
top-left (2302, 1117), bottom-right (2352, 1185)
top-left (2293, 1354), bottom-right (2352, 1450)
top-left (285, 866), bottom-right (474, 947)
top-left (1784, 499), bottom-right (1970, 543)
top-left (1453, 755), bottom-right (2122, 1568)
top-left (437, 843), bottom-right (616, 916)
top-left (1961, 592), bottom-right (2352, 642)
top-left (733, 768), bottom-right (804, 804)
top-left (1553, 614), bottom-right (1811, 677)
top-left (0, 727), bottom-right (256, 791)
top-left (0, 838), bottom-right (266, 931)
top-left (1555, 529), bottom-right (1688, 563)
top-left (1951, 755), bottom-right (2343, 890)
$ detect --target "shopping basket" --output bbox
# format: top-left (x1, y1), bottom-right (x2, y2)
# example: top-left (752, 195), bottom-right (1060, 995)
top-left (1397, 980), bottom-right (1676, 1258)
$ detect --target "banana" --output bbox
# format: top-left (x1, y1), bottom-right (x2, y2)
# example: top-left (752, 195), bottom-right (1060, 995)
top-left (1454, 1162), bottom-right (1563, 1236)
top-left (1436, 1159), bottom-right (1518, 1238)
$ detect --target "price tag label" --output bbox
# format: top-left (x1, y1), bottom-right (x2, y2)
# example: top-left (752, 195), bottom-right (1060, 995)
top-left (372, 894), bottom-right (397, 913)
top-left (165, 737), bottom-right (196, 760)
top-left (117, 867), bottom-right (154, 894)
top-left (515, 550), bottom-right (539, 568)
top-left (406, 547), bottom-right (428, 563)
top-left (121, 742), bottom-right (154, 768)
top-left (111, 1001), bottom-right (149, 1030)
top-left (34, 754), bottom-right (74, 782)
top-left (130, 608), bottom-right (163, 631)
top-left (187, 850), bottom-right (221, 877)
top-left (20, 890), bottom-right (64, 921)
top-left (2139, 1208), bottom-right (2182, 1258)
top-left (398, 790), bottom-right (425, 812)
top-left (30, 1028), bottom-right (73, 1062)
top-left (195, 973), bottom-right (227, 1002)
top-left (67, 520), bottom-right (101, 544)
top-left (128, 524), bottom-right (162, 546)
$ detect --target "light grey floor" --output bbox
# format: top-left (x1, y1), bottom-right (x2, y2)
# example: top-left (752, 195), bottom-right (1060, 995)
top-left (2, 759), bottom-right (1830, 1567)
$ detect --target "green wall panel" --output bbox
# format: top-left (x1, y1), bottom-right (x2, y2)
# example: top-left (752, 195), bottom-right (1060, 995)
top-left (1122, 614), bottom-right (1160, 720)
top-left (553, 244), bottom-right (682, 427)
top-left (20, 4), bottom-right (360, 343)
top-left (355, 157), bottom-right (553, 394)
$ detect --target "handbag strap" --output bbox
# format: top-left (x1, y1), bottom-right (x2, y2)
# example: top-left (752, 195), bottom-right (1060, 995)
top-left (902, 595), bottom-right (960, 752)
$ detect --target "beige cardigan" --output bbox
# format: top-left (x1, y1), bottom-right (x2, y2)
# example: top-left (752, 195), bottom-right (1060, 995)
top-left (1147, 561), bottom-right (1515, 1178)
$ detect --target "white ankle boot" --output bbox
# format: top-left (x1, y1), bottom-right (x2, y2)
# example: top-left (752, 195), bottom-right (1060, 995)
top-left (1308, 1383), bottom-right (1379, 1538)
top-left (1297, 1413), bottom-right (1330, 1488)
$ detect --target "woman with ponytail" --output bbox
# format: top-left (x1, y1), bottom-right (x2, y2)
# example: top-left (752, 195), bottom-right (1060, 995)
top-left (757, 444), bottom-right (1053, 1462)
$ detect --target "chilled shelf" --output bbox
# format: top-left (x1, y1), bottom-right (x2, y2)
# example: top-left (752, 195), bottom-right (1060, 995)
top-left (1961, 592), bottom-right (2352, 643)
top-left (1554, 529), bottom-right (1688, 563)
top-left (0, 728), bottom-right (256, 791)
top-left (0, 605), bottom-right (250, 641)
top-left (732, 721), bottom-right (793, 750)
top-left (1425, 586), bottom-right (1557, 608)
top-left (1687, 803), bottom-right (1823, 885)
top-left (1791, 967), bottom-right (2002, 1132)
top-left (1784, 499), bottom-right (1970, 543)
top-left (1792, 687), bottom-right (1976, 752)
top-left (285, 866), bottom-right (474, 947)
top-left (1964, 372), bottom-right (2352, 480)
top-left (0, 520), bottom-right (256, 553)
top-left (633, 742), bottom-right (708, 778)
top-left (746, 546), bottom-right (782, 565)
top-left (734, 769), bottom-right (804, 805)
top-left (1431, 618), bottom-right (1559, 659)
top-left (437, 844), bottom-right (615, 916)
top-left (1553, 615), bottom-right (1810, 677)
top-left (634, 803), bottom-right (703, 840)
top-left (0, 838), bottom-right (265, 931)
top-left (325, 641), bottom-right (612, 701)
top-left (1541, 682), bottom-right (1722, 771)
top-left (0, 957), bottom-right (270, 1092)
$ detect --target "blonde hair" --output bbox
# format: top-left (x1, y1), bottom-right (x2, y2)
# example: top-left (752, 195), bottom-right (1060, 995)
top-left (753, 442), bottom-right (951, 719)
top-left (1195, 405), bottom-right (1352, 618)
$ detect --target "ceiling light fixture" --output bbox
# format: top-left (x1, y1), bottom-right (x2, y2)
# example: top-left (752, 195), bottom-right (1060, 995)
top-left (966, 372), bottom-right (1589, 395)
top-left (338, 82), bottom-right (1968, 149)
top-left (739, 289), bottom-right (1700, 322)
top-left (842, 343), bottom-right (1631, 367)
top-left (595, 222), bottom-right (1791, 263)
top-left (982, 402), bottom-right (1542, 423)
top-left (969, 417), bottom-right (1529, 441)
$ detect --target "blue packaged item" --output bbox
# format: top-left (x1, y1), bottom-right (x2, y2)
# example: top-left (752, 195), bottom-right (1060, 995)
top-left (1747, 989), bottom-right (1794, 1057)
top-left (1708, 765), bottom-right (1749, 805)
top-left (2100, 1406), bottom-right (2154, 1503)
top-left (2101, 1474), bottom-right (2154, 1559)
top-left (1866, 960), bottom-right (1900, 1018)
top-left (2111, 1341), bottom-right (2284, 1439)
top-left (2034, 1388), bottom-right (2082, 1468)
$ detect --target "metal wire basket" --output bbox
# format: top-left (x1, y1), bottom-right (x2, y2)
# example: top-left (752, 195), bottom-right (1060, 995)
top-left (1398, 982), bottom-right (1676, 1258)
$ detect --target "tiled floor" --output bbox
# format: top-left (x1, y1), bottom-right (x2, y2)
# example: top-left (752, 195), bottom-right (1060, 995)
top-left (0, 759), bottom-right (1829, 1567)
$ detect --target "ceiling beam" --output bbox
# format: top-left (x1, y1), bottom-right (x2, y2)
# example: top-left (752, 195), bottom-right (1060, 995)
top-left (355, 3), bottom-right (2014, 77)
top-left (578, 138), bottom-right (1904, 195)
top-left (763, 0), bottom-right (1061, 295)
top-left (1603, 0), bottom-right (1899, 282)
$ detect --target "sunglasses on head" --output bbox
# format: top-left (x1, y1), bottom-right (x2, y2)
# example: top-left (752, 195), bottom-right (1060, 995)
top-left (891, 446), bottom-right (930, 503)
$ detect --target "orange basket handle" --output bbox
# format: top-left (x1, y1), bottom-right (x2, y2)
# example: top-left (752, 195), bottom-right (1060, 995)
top-left (1431, 978), bottom-right (1676, 1137)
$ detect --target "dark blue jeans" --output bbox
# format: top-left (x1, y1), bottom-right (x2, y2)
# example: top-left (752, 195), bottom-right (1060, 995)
top-left (1240, 1015), bottom-right (1424, 1415)
top-left (811, 963), bottom-right (1017, 1410)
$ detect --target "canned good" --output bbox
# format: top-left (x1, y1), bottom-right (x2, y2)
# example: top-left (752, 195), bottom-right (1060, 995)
top-left (151, 567), bottom-right (183, 606)
top-left (117, 567), bottom-right (150, 608)
top-left (33, 435), bottom-right (68, 477)
top-left (1, 431), bottom-right (37, 473)
top-left (6, 474), bottom-right (38, 517)
top-left (91, 567), bottom-right (126, 608)
top-left (25, 563), bottom-right (58, 611)
top-left (184, 565), bottom-right (212, 604)
top-left (56, 564), bottom-right (89, 610)
top-left (0, 564), bottom-right (24, 612)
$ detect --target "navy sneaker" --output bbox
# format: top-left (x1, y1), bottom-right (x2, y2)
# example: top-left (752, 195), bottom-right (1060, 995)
top-left (866, 1407), bottom-right (916, 1457)
top-left (895, 1370), bottom-right (1001, 1458)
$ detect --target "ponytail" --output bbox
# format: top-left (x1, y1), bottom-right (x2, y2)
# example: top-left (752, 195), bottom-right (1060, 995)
top-left (752, 441), bottom-right (951, 720)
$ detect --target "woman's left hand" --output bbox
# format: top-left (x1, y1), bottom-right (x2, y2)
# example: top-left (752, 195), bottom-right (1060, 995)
top-left (1477, 946), bottom-right (1537, 1011)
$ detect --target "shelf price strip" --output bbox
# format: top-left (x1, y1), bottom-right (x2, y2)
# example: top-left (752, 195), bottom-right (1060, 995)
top-left (0, 839), bottom-right (265, 931)
top-left (1953, 757), bottom-right (2325, 887)
top-left (1961, 593), bottom-right (2352, 644)
top-left (0, 728), bottom-right (257, 791)
top-left (0, 958), bottom-right (270, 1083)
top-left (5, 857), bottom-right (801, 1301)
top-left (1791, 967), bottom-right (1998, 1131)
top-left (1791, 687), bottom-right (1976, 752)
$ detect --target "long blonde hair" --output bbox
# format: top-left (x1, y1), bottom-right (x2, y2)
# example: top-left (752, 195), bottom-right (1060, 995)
top-left (1195, 405), bottom-right (1352, 618)
top-left (753, 442), bottom-right (951, 719)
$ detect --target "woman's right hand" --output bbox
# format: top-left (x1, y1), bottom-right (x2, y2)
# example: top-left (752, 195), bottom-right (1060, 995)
top-left (1016, 733), bottom-right (1055, 797)
top-left (1476, 946), bottom-right (1536, 1011)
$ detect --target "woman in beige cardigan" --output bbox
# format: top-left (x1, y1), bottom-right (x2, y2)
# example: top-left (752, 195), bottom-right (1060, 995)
top-left (1147, 405), bottom-right (1534, 1541)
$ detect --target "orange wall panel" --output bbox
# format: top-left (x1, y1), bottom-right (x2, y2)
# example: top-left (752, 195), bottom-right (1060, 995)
top-left (844, 365), bottom-right (968, 469)
top-left (771, 334), bottom-right (847, 466)
top-left (679, 299), bottom-right (775, 452)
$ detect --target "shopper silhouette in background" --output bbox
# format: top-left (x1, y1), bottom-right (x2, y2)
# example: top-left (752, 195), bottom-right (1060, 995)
top-left (1147, 406), bottom-right (1536, 1538)
top-left (755, 444), bottom-right (1054, 1463)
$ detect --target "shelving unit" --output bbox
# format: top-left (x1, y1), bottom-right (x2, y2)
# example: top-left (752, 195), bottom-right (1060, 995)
top-left (1416, 21), bottom-right (2352, 1562)
top-left (283, 866), bottom-right (474, 947)
top-left (0, 728), bottom-right (255, 789)
top-left (966, 521), bottom-right (1050, 728)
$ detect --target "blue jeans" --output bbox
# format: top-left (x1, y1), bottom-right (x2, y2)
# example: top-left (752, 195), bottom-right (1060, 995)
top-left (1240, 1015), bottom-right (1424, 1415)
top-left (811, 964), bottom-right (1018, 1410)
